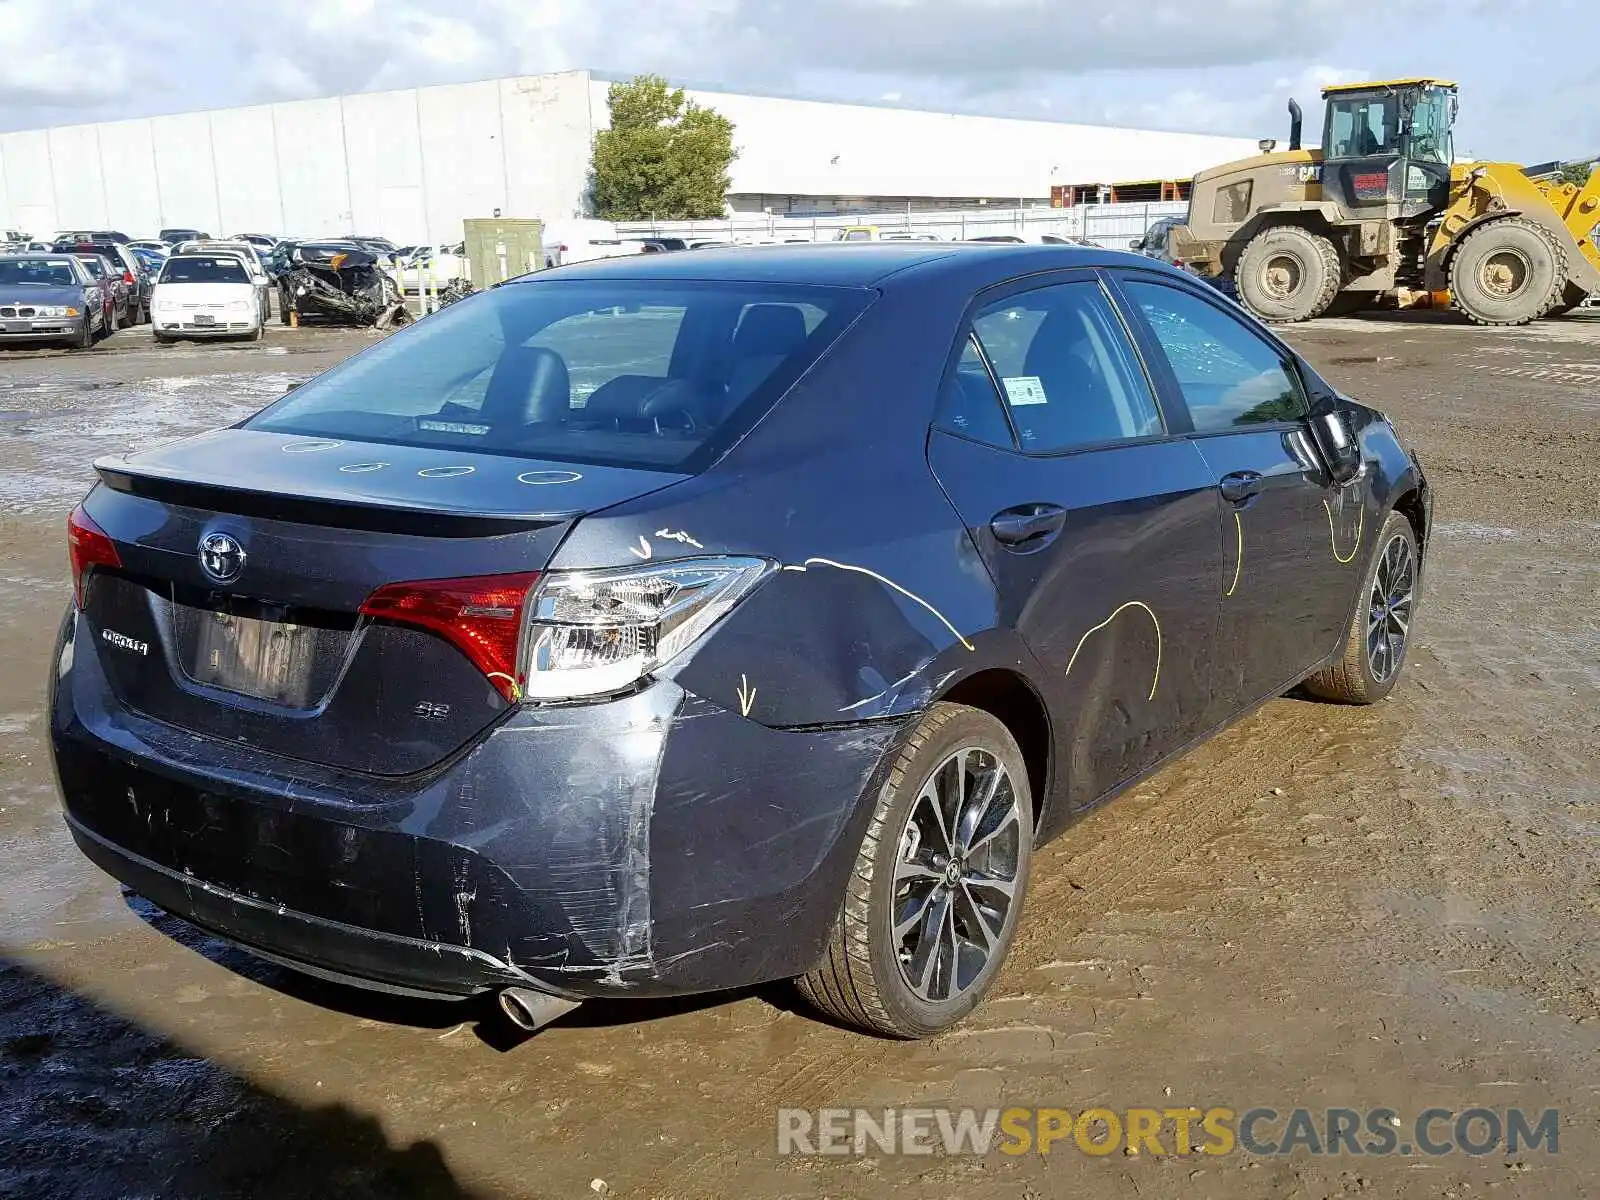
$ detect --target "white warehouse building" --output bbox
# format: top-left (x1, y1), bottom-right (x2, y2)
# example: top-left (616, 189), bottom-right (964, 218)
top-left (0, 70), bottom-right (1257, 245)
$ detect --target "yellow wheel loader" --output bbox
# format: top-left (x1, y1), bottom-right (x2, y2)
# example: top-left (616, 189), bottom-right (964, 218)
top-left (1171, 79), bottom-right (1600, 325)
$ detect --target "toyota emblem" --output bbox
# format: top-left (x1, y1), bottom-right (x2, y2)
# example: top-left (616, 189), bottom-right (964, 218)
top-left (199, 532), bottom-right (246, 584)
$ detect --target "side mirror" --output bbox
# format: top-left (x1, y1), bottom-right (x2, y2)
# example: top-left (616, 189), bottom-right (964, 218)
top-left (1310, 407), bottom-right (1362, 485)
top-left (1129, 238), bottom-right (1146, 251)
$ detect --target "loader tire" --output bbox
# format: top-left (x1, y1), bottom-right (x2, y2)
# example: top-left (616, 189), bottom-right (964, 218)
top-left (1450, 217), bottom-right (1565, 326)
top-left (1236, 225), bottom-right (1342, 323)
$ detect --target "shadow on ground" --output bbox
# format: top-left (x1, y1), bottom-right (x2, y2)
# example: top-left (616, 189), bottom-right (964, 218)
top-left (0, 954), bottom-right (489, 1200)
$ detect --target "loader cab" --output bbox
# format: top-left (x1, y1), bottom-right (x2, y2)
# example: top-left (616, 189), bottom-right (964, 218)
top-left (1320, 79), bottom-right (1457, 221)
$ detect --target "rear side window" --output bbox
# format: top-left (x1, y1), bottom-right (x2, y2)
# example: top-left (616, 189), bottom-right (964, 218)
top-left (970, 281), bottom-right (1163, 453)
top-left (248, 281), bottom-right (870, 472)
top-left (1122, 280), bottom-right (1307, 430)
top-left (934, 336), bottom-right (1014, 448)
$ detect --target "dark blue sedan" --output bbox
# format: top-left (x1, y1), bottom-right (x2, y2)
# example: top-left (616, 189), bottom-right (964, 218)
top-left (50, 244), bottom-right (1430, 1037)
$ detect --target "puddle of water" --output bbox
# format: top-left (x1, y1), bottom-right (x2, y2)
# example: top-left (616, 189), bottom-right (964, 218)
top-left (0, 371), bottom-right (304, 516)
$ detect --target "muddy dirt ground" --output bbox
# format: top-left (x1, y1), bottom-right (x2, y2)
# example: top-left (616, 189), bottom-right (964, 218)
top-left (0, 312), bottom-right (1596, 1199)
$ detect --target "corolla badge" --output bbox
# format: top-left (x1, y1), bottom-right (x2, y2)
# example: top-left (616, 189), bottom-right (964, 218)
top-left (199, 532), bottom-right (246, 584)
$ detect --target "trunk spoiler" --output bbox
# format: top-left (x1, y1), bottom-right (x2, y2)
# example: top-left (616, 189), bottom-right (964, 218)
top-left (95, 464), bottom-right (571, 539)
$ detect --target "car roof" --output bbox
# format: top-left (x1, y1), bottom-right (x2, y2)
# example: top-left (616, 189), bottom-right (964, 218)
top-left (516, 240), bottom-right (1156, 290)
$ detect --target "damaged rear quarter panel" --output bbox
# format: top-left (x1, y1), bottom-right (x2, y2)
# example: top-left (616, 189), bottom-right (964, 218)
top-left (551, 282), bottom-right (1011, 729)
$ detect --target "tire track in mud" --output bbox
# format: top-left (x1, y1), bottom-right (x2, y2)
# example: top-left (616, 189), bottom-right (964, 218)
top-left (625, 703), bottom-right (1342, 1198)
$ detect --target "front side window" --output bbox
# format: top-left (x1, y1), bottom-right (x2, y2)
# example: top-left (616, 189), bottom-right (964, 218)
top-left (1327, 95), bottom-right (1401, 158)
top-left (75, 257), bottom-right (106, 279)
top-left (1405, 90), bottom-right (1452, 165)
top-left (1123, 280), bottom-right (1307, 431)
top-left (969, 281), bottom-right (1163, 453)
top-left (248, 281), bottom-right (870, 472)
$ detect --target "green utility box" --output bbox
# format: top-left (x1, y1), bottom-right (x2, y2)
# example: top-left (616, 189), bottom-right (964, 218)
top-left (462, 218), bottom-right (545, 285)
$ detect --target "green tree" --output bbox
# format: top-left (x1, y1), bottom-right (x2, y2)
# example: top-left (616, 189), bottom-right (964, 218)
top-left (1556, 161), bottom-right (1596, 187)
top-left (591, 76), bottom-right (737, 221)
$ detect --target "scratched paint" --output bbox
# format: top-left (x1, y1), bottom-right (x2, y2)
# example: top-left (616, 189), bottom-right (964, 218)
top-left (783, 557), bottom-right (975, 652)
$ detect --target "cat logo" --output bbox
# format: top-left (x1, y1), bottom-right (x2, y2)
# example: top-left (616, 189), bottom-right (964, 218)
top-left (413, 701), bottom-right (451, 720)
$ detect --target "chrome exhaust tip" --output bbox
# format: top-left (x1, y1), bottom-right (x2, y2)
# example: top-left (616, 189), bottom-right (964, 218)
top-left (498, 986), bottom-right (581, 1033)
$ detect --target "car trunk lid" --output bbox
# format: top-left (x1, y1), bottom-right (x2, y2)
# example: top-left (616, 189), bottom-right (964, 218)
top-left (78, 428), bottom-right (685, 775)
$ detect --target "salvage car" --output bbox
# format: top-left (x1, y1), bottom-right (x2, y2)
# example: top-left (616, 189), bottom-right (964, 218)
top-left (0, 253), bottom-right (105, 348)
top-left (277, 241), bottom-right (407, 327)
top-left (57, 241), bottom-right (152, 324)
top-left (150, 253), bottom-right (265, 342)
top-left (71, 253), bottom-right (131, 331)
top-left (159, 227), bottom-right (211, 246)
top-left (51, 244), bottom-right (1429, 1038)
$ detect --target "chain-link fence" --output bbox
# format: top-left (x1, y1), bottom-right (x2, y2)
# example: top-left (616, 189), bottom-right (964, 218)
top-left (615, 201), bottom-right (1187, 248)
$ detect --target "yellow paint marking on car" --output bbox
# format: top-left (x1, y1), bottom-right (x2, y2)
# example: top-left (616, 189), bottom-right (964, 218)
top-left (1064, 600), bottom-right (1162, 701)
top-left (1323, 498), bottom-right (1364, 564)
top-left (1224, 511), bottom-right (1243, 598)
top-left (785, 558), bottom-right (976, 652)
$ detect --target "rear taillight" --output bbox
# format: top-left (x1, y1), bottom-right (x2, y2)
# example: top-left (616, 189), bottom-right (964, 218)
top-left (122, 271), bottom-right (135, 285)
top-left (359, 573), bottom-right (540, 701)
top-left (67, 504), bottom-right (121, 608)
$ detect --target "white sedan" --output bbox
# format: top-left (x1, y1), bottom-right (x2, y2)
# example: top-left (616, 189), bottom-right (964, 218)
top-left (151, 254), bottom-right (265, 342)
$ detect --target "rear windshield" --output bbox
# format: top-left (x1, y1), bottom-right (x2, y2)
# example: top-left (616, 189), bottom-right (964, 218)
top-left (160, 257), bottom-right (249, 283)
top-left (0, 259), bottom-right (76, 286)
top-left (248, 279), bottom-right (872, 472)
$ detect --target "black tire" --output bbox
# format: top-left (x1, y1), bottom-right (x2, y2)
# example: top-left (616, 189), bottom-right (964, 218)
top-left (796, 702), bottom-right (1034, 1038)
top-left (1449, 217), bottom-right (1566, 326)
top-left (1303, 509), bottom-right (1419, 704)
top-left (152, 332), bottom-right (174, 345)
top-left (279, 288), bottom-right (292, 325)
top-left (1236, 225), bottom-right (1342, 322)
top-left (73, 319), bottom-right (94, 350)
top-left (137, 300), bottom-right (149, 325)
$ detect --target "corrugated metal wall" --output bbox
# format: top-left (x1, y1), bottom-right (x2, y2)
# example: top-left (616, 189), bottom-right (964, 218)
top-left (0, 72), bottom-right (595, 245)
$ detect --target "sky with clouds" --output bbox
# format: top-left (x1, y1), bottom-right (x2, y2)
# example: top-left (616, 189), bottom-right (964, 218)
top-left (0, 0), bottom-right (1592, 163)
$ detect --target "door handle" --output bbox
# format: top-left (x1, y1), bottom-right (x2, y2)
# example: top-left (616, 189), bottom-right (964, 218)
top-left (989, 503), bottom-right (1068, 547)
top-left (1218, 470), bottom-right (1264, 504)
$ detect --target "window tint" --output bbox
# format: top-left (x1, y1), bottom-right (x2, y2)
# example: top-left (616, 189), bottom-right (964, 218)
top-left (0, 259), bottom-right (76, 286)
top-left (531, 307), bottom-right (687, 407)
top-left (970, 282), bottom-right (1162, 453)
top-left (248, 281), bottom-right (869, 473)
top-left (934, 336), bottom-right (1013, 447)
top-left (159, 257), bottom-right (250, 284)
top-left (1123, 280), bottom-right (1307, 430)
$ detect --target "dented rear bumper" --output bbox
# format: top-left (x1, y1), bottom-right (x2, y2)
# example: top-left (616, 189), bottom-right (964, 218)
top-left (49, 608), bottom-right (908, 1000)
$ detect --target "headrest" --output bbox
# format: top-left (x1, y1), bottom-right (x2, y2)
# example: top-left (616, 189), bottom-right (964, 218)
top-left (733, 304), bottom-right (808, 359)
top-left (482, 345), bottom-right (570, 425)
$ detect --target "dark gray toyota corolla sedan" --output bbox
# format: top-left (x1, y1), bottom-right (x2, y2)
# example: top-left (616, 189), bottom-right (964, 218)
top-left (50, 244), bottom-right (1430, 1038)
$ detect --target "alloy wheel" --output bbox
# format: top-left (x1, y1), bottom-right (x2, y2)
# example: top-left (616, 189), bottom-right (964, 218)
top-left (1367, 533), bottom-right (1415, 682)
top-left (892, 747), bottom-right (1023, 1003)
